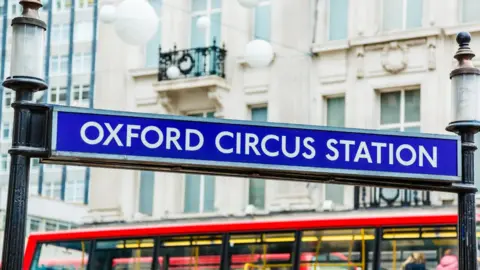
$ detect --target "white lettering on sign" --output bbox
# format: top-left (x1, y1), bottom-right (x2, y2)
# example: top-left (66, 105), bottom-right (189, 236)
top-left (325, 138), bottom-right (438, 168)
top-left (77, 121), bottom-right (439, 168)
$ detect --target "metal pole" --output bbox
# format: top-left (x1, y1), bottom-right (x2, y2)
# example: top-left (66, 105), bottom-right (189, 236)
top-left (446, 32), bottom-right (480, 270)
top-left (1, 0), bottom-right (47, 268)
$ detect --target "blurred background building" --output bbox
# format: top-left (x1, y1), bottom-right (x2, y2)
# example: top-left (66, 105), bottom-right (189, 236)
top-left (0, 0), bottom-right (480, 256)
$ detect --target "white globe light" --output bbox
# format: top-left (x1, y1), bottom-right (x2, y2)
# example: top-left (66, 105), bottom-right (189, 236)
top-left (238, 0), bottom-right (260, 8)
top-left (114, 0), bottom-right (159, 46)
top-left (196, 16), bottom-right (211, 30)
top-left (166, 66), bottom-right (181, 79)
top-left (99, 4), bottom-right (117, 24)
top-left (244, 39), bottom-right (274, 68)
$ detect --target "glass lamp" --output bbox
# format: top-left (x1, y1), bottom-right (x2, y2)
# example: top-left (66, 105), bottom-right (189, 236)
top-left (244, 39), bottom-right (275, 68)
top-left (3, 0), bottom-right (47, 91)
top-left (448, 32), bottom-right (480, 128)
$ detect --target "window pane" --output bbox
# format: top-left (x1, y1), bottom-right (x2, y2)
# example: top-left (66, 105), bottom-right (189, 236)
top-left (248, 178), bottom-right (265, 209)
top-left (251, 107), bottom-right (267, 121)
top-left (327, 97), bottom-right (345, 127)
top-left (463, 0), bottom-right (480, 23)
top-left (381, 226), bottom-right (457, 270)
top-left (301, 229), bottom-right (374, 268)
top-left (184, 174), bottom-right (200, 213)
top-left (325, 184), bottom-right (344, 205)
top-left (329, 0), bottom-right (349, 40)
top-left (192, 0), bottom-right (206, 11)
top-left (229, 232), bottom-right (296, 268)
top-left (203, 175), bottom-right (215, 212)
top-left (146, 0), bottom-right (162, 68)
top-left (31, 241), bottom-right (91, 269)
top-left (92, 238), bottom-right (154, 270)
top-left (139, 171), bottom-right (155, 215)
top-left (254, 4), bottom-right (271, 41)
top-left (406, 0), bottom-right (423, 29)
top-left (212, 0), bottom-right (221, 9)
top-left (381, 91), bottom-right (401, 125)
top-left (45, 221), bottom-right (56, 231)
top-left (156, 235), bottom-right (223, 269)
top-left (404, 89), bottom-right (421, 123)
top-left (383, 0), bottom-right (403, 31)
top-left (30, 218), bottom-right (40, 232)
top-left (210, 12), bottom-right (221, 45)
top-left (405, 126), bottom-right (421, 133)
top-left (191, 15), bottom-right (206, 47)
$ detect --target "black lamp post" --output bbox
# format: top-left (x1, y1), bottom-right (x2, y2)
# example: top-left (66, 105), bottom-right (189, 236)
top-left (1, 0), bottom-right (48, 269)
top-left (446, 32), bottom-right (480, 270)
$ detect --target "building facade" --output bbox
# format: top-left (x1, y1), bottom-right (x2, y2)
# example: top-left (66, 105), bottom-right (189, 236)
top-left (84, 0), bottom-right (480, 226)
top-left (0, 0), bottom-right (98, 255)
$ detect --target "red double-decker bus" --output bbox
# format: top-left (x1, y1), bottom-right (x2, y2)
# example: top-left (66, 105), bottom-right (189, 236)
top-left (23, 212), bottom-right (472, 269)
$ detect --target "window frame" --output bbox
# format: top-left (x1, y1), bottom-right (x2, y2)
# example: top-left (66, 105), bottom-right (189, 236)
top-left (380, 0), bottom-right (424, 33)
top-left (183, 110), bottom-right (216, 214)
top-left (252, 0), bottom-right (271, 41)
top-left (377, 87), bottom-right (421, 132)
top-left (1, 121), bottom-right (10, 141)
top-left (247, 105), bottom-right (268, 210)
top-left (323, 94), bottom-right (346, 127)
top-left (325, 0), bottom-right (349, 41)
top-left (190, 0), bottom-right (222, 47)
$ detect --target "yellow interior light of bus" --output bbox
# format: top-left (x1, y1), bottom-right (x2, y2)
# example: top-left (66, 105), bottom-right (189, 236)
top-left (264, 237), bottom-right (295, 243)
top-left (383, 233), bottom-right (420, 239)
top-left (422, 232), bottom-right (457, 238)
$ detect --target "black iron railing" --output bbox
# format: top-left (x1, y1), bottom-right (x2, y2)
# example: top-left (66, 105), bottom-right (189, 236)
top-left (158, 39), bottom-right (227, 81)
top-left (354, 186), bottom-right (431, 209)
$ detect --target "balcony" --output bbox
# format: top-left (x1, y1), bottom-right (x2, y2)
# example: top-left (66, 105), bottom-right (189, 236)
top-left (153, 40), bottom-right (230, 117)
top-left (158, 39), bottom-right (227, 81)
top-left (354, 187), bottom-right (431, 209)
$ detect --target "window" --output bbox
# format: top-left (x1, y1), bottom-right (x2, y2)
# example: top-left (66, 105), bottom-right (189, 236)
top-left (3, 90), bottom-right (13, 108)
top-left (29, 218), bottom-right (40, 232)
top-left (51, 24), bottom-right (70, 43)
top-left (72, 84), bottom-right (90, 106)
top-left (229, 232), bottom-right (296, 268)
top-left (156, 235), bottom-right (223, 269)
top-left (50, 86), bottom-right (67, 105)
top-left (382, 0), bottom-right (423, 32)
top-left (65, 176), bottom-right (85, 203)
top-left (253, 0), bottom-right (271, 41)
top-left (248, 107), bottom-right (267, 210)
top-left (138, 170), bottom-right (154, 215)
top-left (184, 111), bottom-right (216, 214)
top-left (191, 0), bottom-right (221, 47)
top-left (380, 226), bottom-right (457, 269)
top-left (301, 228), bottom-right (374, 268)
top-left (44, 181), bottom-right (62, 200)
top-left (1, 154), bottom-right (8, 171)
top-left (73, 52), bottom-right (92, 74)
top-left (328, 0), bottom-right (349, 40)
top-left (1, 122), bottom-right (10, 141)
top-left (45, 221), bottom-right (57, 231)
top-left (31, 241), bottom-right (91, 269)
top-left (379, 89), bottom-right (420, 132)
top-left (51, 55), bottom-right (68, 75)
top-left (145, 0), bottom-right (162, 67)
top-left (462, 0), bottom-right (480, 23)
top-left (325, 97), bottom-right (345, 205)
top-left (91, 238), bottom-right (153, 269)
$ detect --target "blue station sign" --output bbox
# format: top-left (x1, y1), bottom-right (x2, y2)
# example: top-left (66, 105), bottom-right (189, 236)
top-left (46, 106), bottom-right (461, 183)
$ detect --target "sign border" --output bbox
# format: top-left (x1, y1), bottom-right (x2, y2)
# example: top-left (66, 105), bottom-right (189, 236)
top-left (48, 105), bottom-right (462, 183)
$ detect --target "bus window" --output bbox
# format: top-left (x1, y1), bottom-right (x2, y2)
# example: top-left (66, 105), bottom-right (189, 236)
top-left (30, 240), bottom-right (90, 270)
top-left (92, 238), bottom-right (154, 270)
top-left (228, 232), bottom-right (296, 269)
top-left (300, 228), bottom-right (375, 270)
top-left (156, 234), bottom-right (223, 269)
top-left (380, 226), bottom-right (457, 270)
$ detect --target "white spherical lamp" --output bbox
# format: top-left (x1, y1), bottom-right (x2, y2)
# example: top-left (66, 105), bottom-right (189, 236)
top-left (99, 4), bottom-right (117, 24)
top-left (196, 16), bottom-right (211, 30)
top-left (244, 39), bottom-right (274, 68)
top-left (166, 66), bottom-right (181, 79)
top-left (114, 0), bottom-right (159, 46)
top-left (238, 0), bottom-right (260, 8)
